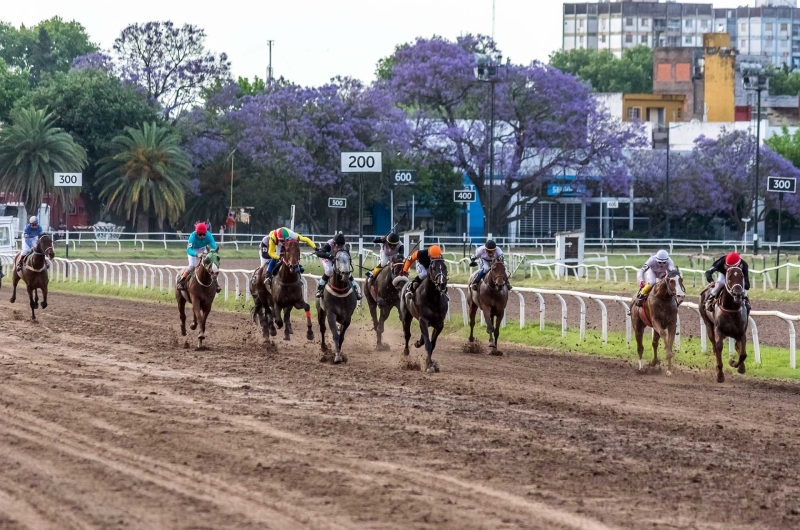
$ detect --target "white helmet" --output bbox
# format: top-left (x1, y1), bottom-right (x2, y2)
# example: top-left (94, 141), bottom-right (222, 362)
top-left (29, 216), bottom-right (38, 224)
top-left (655, 249), bottom-right (669, 264)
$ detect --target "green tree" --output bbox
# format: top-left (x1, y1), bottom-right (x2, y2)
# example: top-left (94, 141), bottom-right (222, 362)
top-left (766, 126), bottom-right (800, 168)
top-left (237, 76), bottom-right (265, 96)
top-left (0, 107), bottom-right (87, 213)
top-left (0, 58), bottom-right (29, 120)
top-left (0, 17), bottom-right (97, 86)
top-left (15, 68), bottom-right (160, 216)
top-left (549, 46), bottom-right (653, 93)
top-left (97, 122), bottom-right (191, 232)
top-left (769, 68), bottom-right (800, 96)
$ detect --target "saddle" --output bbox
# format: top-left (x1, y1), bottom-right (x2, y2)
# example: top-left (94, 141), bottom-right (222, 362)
top-left (638, 303), bottom-right (654, 329)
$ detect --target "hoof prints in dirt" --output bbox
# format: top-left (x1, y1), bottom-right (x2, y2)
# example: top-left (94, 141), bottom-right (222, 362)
top-left (462, 342), bottom-right (484, 354)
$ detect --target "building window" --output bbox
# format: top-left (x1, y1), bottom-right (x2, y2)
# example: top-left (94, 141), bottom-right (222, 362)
top-left (676, 63), bottom-right (691, 82)
top-left (579, 19), bottom-right (585, 29)
top-left (766, 23), bottom-right (773, 32)
top-left (782, 39), bottom-right (789, 48)
top-left (657, 63), bottom-right (672, 82)
top-left (641, 34), bottom-right (647, 44)
top-left (601, 35), bottom-right (606, 43)
top-left (578, 36), bottom-right (584, 46)
top-left (642, 18), bottom-right (649, 27)
top-left (676, 108), bottom-right (683, 121)
top-left (741, 39), bottom-right (747, 49)
top-left (701, 20), bottom-right (709, 29)
top-left (741, 22), bottom-right (747, 32)
top-left (782, 23), bottom-right (789, 32)
top-left (625, 34), bottom-right (633, 43)
top-left (685, 19), bottom-right (693, 29)
top-left (628, 107), bottom-right (641, 120)
top-left (685, 36), bottom-right (693, 45)
top-left (626, 17), bottom-right (633, 26)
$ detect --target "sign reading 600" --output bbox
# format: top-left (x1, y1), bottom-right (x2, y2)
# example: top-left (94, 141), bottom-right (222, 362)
top-left (393, 170), bottom-right (416, 186)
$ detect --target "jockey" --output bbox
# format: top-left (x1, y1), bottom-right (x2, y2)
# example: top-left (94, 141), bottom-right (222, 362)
top-left (17, 216), bottom-right (44, 271)
top-left (635, 249), bottom-right (675, 307)
top-left (367, 232), bottom-right (404, 279)
top-left (263, 227), bottom-right (316, 282)
top-left (400, 244), bottom-right (443, 292)
top-left (469, 239), bottom-right (512, 291)
top-left (314, 232), bottom-right (361, 300)
top-left (705, 251), bottom-right (751, 312)
top-left (178, 222), bottom-right (219, 291)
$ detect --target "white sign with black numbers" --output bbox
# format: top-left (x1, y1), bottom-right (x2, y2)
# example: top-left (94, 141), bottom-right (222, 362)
top-left (393, 169), bottom-right (416, 186)
top-left (54, 173), bottom-right (82, 187)
top-left (767, 176), bottom-right (797, 193)
top-left (607, 200), bottom-right (619, 209)
top-left (328, 198), bottom-right (347, 208)
top-left (340, 152), bottom-right (382, 173)
top-left (453, 190), bottom-right (477, 203)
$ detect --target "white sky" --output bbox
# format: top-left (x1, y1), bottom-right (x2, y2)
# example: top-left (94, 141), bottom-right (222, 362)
top-left (4, 0), bottom-right (758, 87)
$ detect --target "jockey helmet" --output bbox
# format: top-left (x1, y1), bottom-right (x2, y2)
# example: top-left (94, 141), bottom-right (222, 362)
top-left (428, 245), bottom-right (442, 259)
top-left (725, 252), bottom-right (741, 268)
top-left (276, 227), bottom-right (290, 240)
top-left (655, 249), bottom-right (669, 264)
top-left (334, 233), bottom-right (346, 246)
top-left (485, 239), bottom-right (497, 251)
top-left (29, 216), bottom-right (38, 225)
top-left (386, 232), bottom-right (400, 245)
top-left (195, 222), bottom-right (207, 236)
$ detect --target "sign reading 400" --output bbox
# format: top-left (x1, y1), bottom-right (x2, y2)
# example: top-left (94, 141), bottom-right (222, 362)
top-left (453, 189), bottom-right (477, 203)
top-left (340, 152), bottom-right (383, 173)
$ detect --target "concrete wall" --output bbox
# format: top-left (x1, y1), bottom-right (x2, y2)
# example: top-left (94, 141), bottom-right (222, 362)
top-left (703, 34), bottom-right (736, 123)
top-left (665, 120), bottom-right (795, 151)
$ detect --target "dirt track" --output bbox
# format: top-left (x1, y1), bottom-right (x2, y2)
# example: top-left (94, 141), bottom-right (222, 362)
top-left (2, 293), bottom-right (800, 529)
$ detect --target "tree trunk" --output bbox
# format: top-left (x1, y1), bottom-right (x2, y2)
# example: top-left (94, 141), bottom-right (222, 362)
top-left (136, 213), bottom-right (149, 235)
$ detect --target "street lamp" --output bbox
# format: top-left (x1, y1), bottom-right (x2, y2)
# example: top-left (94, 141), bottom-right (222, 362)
top-left (662, 123), bottom-right (682, 239)
top-left (742, 217), bottom-right (751, 253)
top-left (474, 53), bottom-right (507, 237)
top-left (740, 61), bottom-right (770, 255)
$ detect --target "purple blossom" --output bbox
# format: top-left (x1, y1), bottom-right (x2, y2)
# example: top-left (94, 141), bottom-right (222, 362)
top-left (72, 52), bottom-right (115, 73)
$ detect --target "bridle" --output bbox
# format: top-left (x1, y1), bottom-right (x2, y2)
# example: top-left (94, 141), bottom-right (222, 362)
top-left (663, 270), bottom-right (684, 302)
top-left (487, 257), bottom-right (506, 289)
top-left (280, 239), bottom-right (300, 272)
top-left (194, 250), bottom-right (219, 288)
top-left (723, 266), bottom-right (745, 307)
top-left (430, 258), bottom-right (448, 293)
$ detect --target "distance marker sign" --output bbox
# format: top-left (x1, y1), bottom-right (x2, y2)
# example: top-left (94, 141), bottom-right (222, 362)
top-left (54, 173), bottom-right (82, 187)
top-left (340, 152), bottom-right (382, 173)
top-left (453, 190), bottom-right (477, 203)
top-left (393, 170), bottom-right (416, 186)
top-left (767, 176), bottom-right (797, 194)
top-left (328, 198), bottom-right (347, 208)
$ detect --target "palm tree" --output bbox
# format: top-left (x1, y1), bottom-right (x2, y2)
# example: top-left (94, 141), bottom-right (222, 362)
top-left (97, 122), bottom-right (191, 232)
top-left (0, 107), bottom-right (88, 214)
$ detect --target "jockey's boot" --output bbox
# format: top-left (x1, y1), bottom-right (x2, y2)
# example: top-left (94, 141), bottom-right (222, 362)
top-left (177, 271), bottom-right (189, 291)
top-left (16, 256), bottom-right (24, 272)
top-left (409, 276), bottom-right (422, 292)
top-left (705, 291), bottom-right (718, 312)
top-left (635, 284), bottom-right (651, 307)
top-left (264, 271), bottom-right (273, 286)
top-left (317, 274), bottom-right (329, 298)
top-left (506, 276), bottom-right (513, 290)
top-left (744, 296), bottom-right (751, 313)
top-left (351, 276), bottom-right (362, 300)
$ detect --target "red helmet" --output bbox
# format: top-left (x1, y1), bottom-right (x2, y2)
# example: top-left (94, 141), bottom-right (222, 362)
top-left (195, 222), bottom-right (207, 236)
top-left (725, 252), bottom-right (741, 267)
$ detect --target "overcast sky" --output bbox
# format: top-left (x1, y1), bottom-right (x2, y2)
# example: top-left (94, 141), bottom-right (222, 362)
top-left (5, 0), bottom-right (757, 87)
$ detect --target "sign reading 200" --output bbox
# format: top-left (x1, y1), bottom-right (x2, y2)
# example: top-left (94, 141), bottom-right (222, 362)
top-left (340, 152), bottom-right (383, 173)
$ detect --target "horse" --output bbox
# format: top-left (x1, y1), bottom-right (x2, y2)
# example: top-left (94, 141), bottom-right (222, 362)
top-left (364, 257), bottom-right (405, 350)
top-left (631, 270), bottom-right (685, 376)
top-left (397, 258), bottom-right (449, 373)
top-left (467, 258), bottom-right (509, 355)
top-left (10, 233), bottom-right (54, 321)
top-left (266, 239), bottom-right (313, 342)
top-left (176, 250), bottom-right (220, 350)
top-left (316, 250), bottom-right (358, 363)
top-left (700, 266), bottom-right (749, 383)
top-left (250, 265), bottom-right (277, 341)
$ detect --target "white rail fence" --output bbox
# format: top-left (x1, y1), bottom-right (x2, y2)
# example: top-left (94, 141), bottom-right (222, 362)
top-left (2, 255), bottom-right (799, 370)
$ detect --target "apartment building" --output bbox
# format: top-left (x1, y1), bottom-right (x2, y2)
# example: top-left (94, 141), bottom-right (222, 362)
top-left (713, 3), bottom-right (800, 69)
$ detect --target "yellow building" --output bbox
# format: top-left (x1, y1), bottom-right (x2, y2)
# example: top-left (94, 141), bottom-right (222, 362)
top-left (622, 94), bottom-right (686, 126)
top-left (703, 33), bottom-right (736, 123)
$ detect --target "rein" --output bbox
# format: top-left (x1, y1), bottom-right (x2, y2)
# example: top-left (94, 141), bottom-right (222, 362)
top-left (25, 235), bottom-right (53, 273)
top-left (193, 253), bottom-right (218, 288)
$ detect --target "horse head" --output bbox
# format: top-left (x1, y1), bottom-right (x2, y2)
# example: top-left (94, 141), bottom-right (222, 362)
top-left (282, 239), bottom-right (301, 273)
top-left (203, 250), bottom-right (220, 277)
top-left (429, 258), bottom-right (448, 293)
top-left (38, 233), bottom-right (55, 261)
top-left (333, 250), bottom-right (352, 280)
top-left (664, 269), bottom-right (685, 305)
top-left (725, 266), bottom-right (745, 304)
top-left (488, 258), bottom-right (507, 289)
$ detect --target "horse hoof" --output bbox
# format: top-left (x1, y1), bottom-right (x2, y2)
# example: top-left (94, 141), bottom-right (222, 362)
top-left (190, 324), bottom-right (197, 331)
top-left (269, 327), bottom-right (277, 337)
top-left (717, 372), bottom-right (725, 383)
top-left (376, 343), bottom-right (390, 352)
top-left (666, 370), bottom-right (673, 377)
top-left (41, 301), bottom-right (47, 309)
top-left (426, 362), bottom-right (440, 373)
top-left (184, 341), bottom-right (190, 349)
top-left (468, 336), bottom-right (475, 343)
top-left (334, 355), bottom-right (343, 364)
top-left (737, 364), bottom-right (746, 375)
top-left (414, 340), bottom-right (424, 349)
top-left (275, 321), bottom-right (283, 329)
top-left (403, 348), bottom-right (409, 357)
top-left (9, 297), bottom-right (14, 304)
top-left (283, 335), bottom-right (290, 341)
top-left (306, 331), bottom-right (314, 341)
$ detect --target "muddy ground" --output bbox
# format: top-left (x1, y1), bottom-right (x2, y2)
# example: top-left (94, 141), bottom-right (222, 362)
top-left (1, 293), bottom-right (800, 529)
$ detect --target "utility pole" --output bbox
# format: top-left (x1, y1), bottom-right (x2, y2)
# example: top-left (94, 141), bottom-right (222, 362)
top-left (267, 40), bottom-right (274, 83)
top-left (740, 61), bottom-right (770, 255)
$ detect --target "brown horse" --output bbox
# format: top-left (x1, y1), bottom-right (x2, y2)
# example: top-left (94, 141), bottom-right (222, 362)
top-left (632, 270), bottom-right (685, 376)
top-left (266, 239), bottom-right (313, 342)
top-left (250, 264), bottom-right (277, 340)
top-left (364, 257), bottom-right (405, 350)
top-left (10, 233), bottom-right (54, 320)
top-left (397, 258), bottom-right (449, 373)
top-left (176, 250), bottom-right (220, 350)
top-left (467, 258), bottom-right (508, 355)
top-left (700, 266), bottom-right (748, 383)
top-left (316, 250), bottom-right (358, 363)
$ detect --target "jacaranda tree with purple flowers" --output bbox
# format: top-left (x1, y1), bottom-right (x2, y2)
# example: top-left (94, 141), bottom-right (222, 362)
top-left (389, 35), bottom-right (647, 235)
top-left (112, 22), bottom-right (231, 121)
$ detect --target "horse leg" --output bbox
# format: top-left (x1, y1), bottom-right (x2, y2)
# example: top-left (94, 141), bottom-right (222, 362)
top-left (418, 319), bottom-right (435, 373)
top-left (665, 324), bottom-right (676, 376)
top-left (482, 306), bottom-right (495, 350)
top-left (650, 330), bottom-right (661, 368)
top-left (282, 307), bottom-right (292, 341)
top-left (327, 310), bottom-right (343, 363)
top-left (491, 310), bottom-right (504, 356)
top-left (467, 299), bottom-right (478, 343)
top-left (337, 319), bottom-right (352, 363)
top-left (376, 305), bottom-right (391, 351)
top-left (32, 287), bottom-right (39, 309)
top-left (634, 321), bottom-right (645, 371)
top-left (9, 269), bottom-right (19, 303)
top-left (28, 286), bottom-right (36, 321)
top-left (40, 283), bottom-right (48, 310)
top-left (401, 311), bottom-right (413, 356)
top-left (713, 330), bottom-right (725, 383)
top-left (731, 336), bottom-right (748, 374)
top-left (317, 304), bottom-right (328, 354)
top-left (303, 302), bottom-right (313, 341)
top-left (193, 305), bottom-right (205, 349)
top-left (178, 296), bottom-right (187, 336)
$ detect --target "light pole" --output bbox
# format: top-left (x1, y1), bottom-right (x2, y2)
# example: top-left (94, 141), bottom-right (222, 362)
top-left (474, 53), bottom-right (506, 237)
top-left (741, 61), bottom-right (770, 255)
top-left (742, 217), bottom-right (751, 254)
top-left (662, 123), bottom-right (681, 239)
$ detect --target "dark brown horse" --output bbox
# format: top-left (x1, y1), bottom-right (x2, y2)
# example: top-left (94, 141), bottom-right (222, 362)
top-left (267, 239), bottom-right (313, 342)
top-left (316, 250), bottom-right (357, 363)
top-left (631, 270), bottom-right (685, 376)
top-left (700, 266), bottom-right (748, 383)
top-left (176, 250), bottom-right (220, 350)
top-left (398, 258), bottom-right (449, 373)
top-left (364, 257), bottom-right (405, 350)
top-left (10, 233), bottom-right (54, 320)
top-left (250, 264), bottom-right (277, 340)
top-left (467, 258), bottom-right (508, 355)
